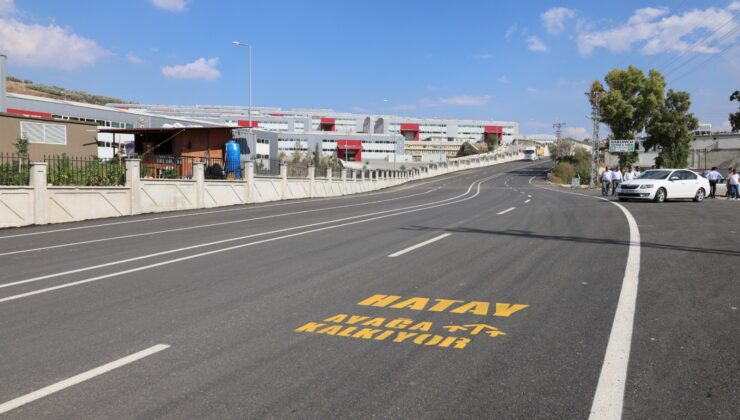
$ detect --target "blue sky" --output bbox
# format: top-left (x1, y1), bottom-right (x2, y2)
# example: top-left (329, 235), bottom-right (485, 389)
top-left (1, 0), bottom-right (739, 138)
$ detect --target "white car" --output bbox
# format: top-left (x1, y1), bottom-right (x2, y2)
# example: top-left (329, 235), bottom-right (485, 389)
top-left (616, 169), bottom-right (710, 202)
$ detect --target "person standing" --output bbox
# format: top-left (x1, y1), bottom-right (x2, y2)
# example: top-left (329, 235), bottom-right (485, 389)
top-left (601, 167), bottom-right (612, 196)
top-left (611, 167), bottom-right (623, 196)
top-left (729, 168), bottom-right (740, 200)
top-left (706, 167), bottom-right (721, 199)
top-left (623, 166), bottom-right (634, 182)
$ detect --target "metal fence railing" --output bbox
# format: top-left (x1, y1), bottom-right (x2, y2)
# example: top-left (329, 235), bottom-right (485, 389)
top-left (0, 153), bottom-right (31, 186)
top-left (287, 162), bottom-right (309, 178)
top-left (45, 155), bottom-right (126, 186)
top-left (315, 164), bottom-right (342, 178)
top-left (254, 158), bottom-right (281, 177)
top-left (140, 155), bottom-right (228, 180)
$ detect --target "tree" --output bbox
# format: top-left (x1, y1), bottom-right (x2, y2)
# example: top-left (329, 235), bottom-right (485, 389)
top-left (13, 136), bottom-right (29, 171)
top-left (645, 90), bottom-right (698, 168)
top-left (730, 90), bottom-right (740, 132)
top-left (591, 66), bottom-right (665, 140)
top-left (590, 67), bottom-right (665, 169)
top-left (312, 143), bottom-right (321, 167)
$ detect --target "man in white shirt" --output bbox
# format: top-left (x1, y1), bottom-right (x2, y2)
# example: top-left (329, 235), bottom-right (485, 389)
top-left (623, 166), bottom-right (634, 182)
top-left (601, 168), bottom-right (612, 196)
top-left (706, 167), bottom-right (721, 198)
top-left (611, 167), bottom-right (623, 196)
top-left (728, 168), bottom-right (739, 200)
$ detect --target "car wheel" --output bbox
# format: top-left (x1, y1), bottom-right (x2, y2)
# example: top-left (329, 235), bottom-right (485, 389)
top-left (693, 188), bottom-right (705, 202)
top-left (655, 188), bottom-right (666, 203)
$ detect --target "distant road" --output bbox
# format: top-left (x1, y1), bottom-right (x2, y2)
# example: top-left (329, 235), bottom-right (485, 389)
top-left (0, 159), bottom-right (737, 419)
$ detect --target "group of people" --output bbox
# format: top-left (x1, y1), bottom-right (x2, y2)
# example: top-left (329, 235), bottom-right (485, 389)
top-left (601, 166), bottom-right (642, 197)
top-left (705, 167), bottom-right (740, 199)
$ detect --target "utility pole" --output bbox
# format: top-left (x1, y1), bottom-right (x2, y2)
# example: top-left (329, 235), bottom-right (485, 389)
top-left (586, 91), bottom-right (603, 188)
top-left (553, 122), bottom-right (565, 157)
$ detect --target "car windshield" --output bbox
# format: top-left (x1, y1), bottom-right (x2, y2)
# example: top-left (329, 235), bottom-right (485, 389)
top-left (638, 170), bottom-right (671, 180)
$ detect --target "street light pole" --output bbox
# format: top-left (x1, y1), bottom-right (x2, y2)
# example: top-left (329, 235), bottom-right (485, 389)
top-left (232, 41), bottom-right (252, 127)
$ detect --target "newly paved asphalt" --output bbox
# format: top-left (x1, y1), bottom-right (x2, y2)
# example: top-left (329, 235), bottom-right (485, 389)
top-left (0, 159), bottom-right (737, 419)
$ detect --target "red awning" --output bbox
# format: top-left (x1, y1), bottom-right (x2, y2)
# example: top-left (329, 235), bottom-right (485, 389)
top-left (320, 118), bottom-right (336, 124)
top-left (337, 140), bottom-right (362, 149)
top-left (7, 108), bottom-right (53, 119)
top-left (400, 123), bottom-right (420, 131)
top-left (237, 120), bottom-right (259, 128)
top-left (485, 125), bottom-right (503, 134)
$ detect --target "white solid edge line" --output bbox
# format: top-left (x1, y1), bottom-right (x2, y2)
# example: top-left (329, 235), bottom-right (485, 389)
top-left (0, 171), bottom-right (470, 240)
top-left (0, 344), bottom-right (169, 414)
top-left (0, 173), bottom-right (495, 303)
top-left (388, 233), bottom-right (452, 258)
top-left (588, 201), bottom-right (641, 420)
top-left (530, 177), bottom-right (641, 420)
top-left (0, 182), bottom-right (443, 257)
top-left (497, 207), bottom-right (516, 215)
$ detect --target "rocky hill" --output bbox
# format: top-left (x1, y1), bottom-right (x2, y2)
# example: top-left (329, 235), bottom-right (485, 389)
top-left (6, 76), bottom-right (131, 106)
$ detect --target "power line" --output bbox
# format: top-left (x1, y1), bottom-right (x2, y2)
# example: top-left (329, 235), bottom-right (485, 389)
top-left (649, 8), bottom-right (739, 73)
top-left (661, 23), bottom-right (740, 77)
top-left (669, 40), bottom-right (740, 83)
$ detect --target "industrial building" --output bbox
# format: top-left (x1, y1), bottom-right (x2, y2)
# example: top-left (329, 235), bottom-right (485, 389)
top-left (0, 53), bottom-right (514, 163)
top-left (113, 103), bottom-right (519, 145)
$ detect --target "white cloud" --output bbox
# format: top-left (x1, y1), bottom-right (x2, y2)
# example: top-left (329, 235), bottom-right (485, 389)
top-left (0, 18), bottom-right (110, 70)
top-left (151, 0), bottom-right (188, 12)
top-left (505, 24), bottom-right (517, 40)
top-left (421, 95), bottom-right (492, 107)
top-left (127, 52), bottom-right (145, 64)
top-left (526, 36), bottom-right (549, 52)
top-left (577, 5), bottom-right (739, 55)
top-left (0, 0), bottom-right (15, 16)
top-left (565, 127), bottom-right (590, 140)
top-left (162, 57), bottom-right (220, 80)
top-left (526, 87), bottom-right (538, 93)
top-left (541, 7), bottom-right (576, 34)
top-left (474, 53), bottom-right (493, 60)
top-left (497, 74), bottom-right (510, 84)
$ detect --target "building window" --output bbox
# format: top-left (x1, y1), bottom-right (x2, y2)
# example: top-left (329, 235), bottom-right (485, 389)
top-left (20, 121), bottom-right (68, 145)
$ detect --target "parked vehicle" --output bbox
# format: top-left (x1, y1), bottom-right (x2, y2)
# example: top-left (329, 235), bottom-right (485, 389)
top-left (616, 169), bottom-right (710, 202)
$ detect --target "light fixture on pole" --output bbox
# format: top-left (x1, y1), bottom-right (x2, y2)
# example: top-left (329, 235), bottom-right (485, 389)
top-left (232, 41), bottom-right (252, 129)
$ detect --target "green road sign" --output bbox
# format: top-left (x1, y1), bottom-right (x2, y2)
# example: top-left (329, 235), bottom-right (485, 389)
top-left (609, 139), bottom-right (635, 153)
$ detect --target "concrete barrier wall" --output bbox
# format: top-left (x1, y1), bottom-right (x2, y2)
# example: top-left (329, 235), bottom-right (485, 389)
top-left (0, 187), bottom-right (34, 228)
top-left (48, 187), bottom-right (129, 224)
top-left (203, 181), bottom-right (247, 208)
top-left (139, 180), bottom-right (198, 213)
top-left (0, 150), bottom-right (524, 228)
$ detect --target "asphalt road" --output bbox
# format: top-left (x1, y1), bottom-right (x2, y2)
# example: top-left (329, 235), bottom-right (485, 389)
top-left (0, 159), bottom-right (737, 419)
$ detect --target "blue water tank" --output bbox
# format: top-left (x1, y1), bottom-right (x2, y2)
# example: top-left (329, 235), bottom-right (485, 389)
top-left (224, 140), bottom-right (241, 178)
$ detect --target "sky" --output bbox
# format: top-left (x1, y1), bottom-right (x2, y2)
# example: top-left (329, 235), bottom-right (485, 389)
top-left (1, 0), bottom-right (739, 138)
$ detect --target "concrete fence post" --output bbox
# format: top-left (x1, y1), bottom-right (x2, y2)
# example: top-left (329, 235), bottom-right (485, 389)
top-left (246, 161), bottom-right (255, 203)
top-left (30, 162), bottom-right (48, 225)
top-left (326, 167), bottom-right (332, 180)
top-left (125, 159), bottom-right (141, 215)
top-left (193, 162), bottom-right (205, 209)
top-left (280, 164), bottom-right (288, 200)
top-left (351, 170), bottom-right (357, 194)
top-left (308, 165), bottom-right (315, 198)
top-left (341, 169), bottom-right (347, 195)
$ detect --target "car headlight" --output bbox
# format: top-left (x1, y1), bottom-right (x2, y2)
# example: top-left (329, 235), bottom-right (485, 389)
top-left (639, 184), bottom-right (654, 189)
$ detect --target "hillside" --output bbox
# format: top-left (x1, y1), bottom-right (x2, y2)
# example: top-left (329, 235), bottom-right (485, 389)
top-left (5, 76), bottom-right (132, 106)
